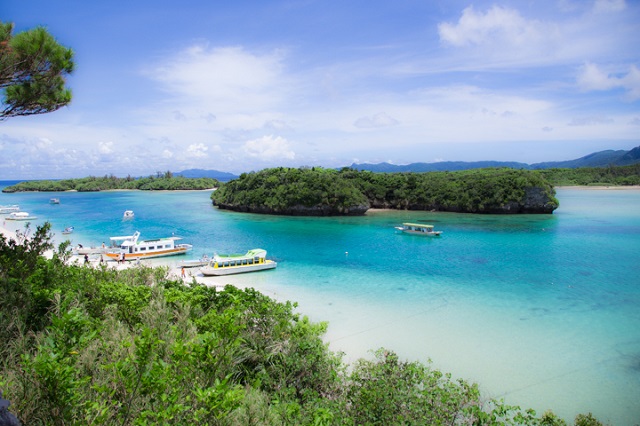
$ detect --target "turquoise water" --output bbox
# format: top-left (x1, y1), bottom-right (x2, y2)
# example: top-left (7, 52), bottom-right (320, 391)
top-left (1, 185), bottom-right (639, 425)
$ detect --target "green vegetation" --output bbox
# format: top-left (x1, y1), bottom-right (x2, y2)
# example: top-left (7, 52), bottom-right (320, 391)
top-left (0, 223), bottom-right (606, 425)
top-left (212, 167), bottom-right (369, 215)
top-left (2, 173), bottom-right (220, 193)
top-left (539, 164), bottom-right (640, 186)
top-left (212, 167), bottom-right (559, 215)
top-left (1, 21), bottom-right (74, 120)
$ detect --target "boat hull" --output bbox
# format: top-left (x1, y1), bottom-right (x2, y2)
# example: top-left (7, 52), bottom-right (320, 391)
top-left (105, 246), bottom-right (190, 261)
top-left (200, 261), bottom-right (277, 276)
top-left (401, 230), bottom-right (442, 237)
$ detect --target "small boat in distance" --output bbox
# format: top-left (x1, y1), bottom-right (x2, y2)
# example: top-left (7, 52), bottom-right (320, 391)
top-left (6, 211), bottom-right (37, 221)
top-left (178, 254), bottom-right (211, 268)
top-left (105, 231), bottom-right (192, 261)
top-left (200, 249), bottom-right (277, 276)
top-left (50, 198), bottom-right (60, 204)
top-left (396, 222), bottom-right (442, 237)
top-left (62, 226), bottom-right (74, 235)
top-left (0, 205), bottom-right (20, 214)
top-left (123, 210), bottom-right (134, 220)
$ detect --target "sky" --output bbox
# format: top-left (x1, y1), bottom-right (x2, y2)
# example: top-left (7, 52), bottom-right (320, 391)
top-left (1, 0), bottom-right (639, 179)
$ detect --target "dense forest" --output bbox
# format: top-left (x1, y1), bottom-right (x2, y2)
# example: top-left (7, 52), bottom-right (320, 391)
top-left (1, 173), bottom-right (220, 193)
top-left (0, 224), bottom-right (605, 425)
top-left (212, 167), bottom-right (559, 215)
top-left (540, 164), bottom-right (640, 186)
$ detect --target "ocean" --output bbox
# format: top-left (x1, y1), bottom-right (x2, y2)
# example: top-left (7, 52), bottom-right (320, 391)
top-left (1, 183), bottom-right (639, 425)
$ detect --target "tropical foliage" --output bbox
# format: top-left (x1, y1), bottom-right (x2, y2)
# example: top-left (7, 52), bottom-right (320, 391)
top-left (540, 164), bottom-right (640, 186)
top-left (0, 21), bottom-right (74, 119)
top-left (212, 167), bottom-right (559, 215)
top-left (0, 224), bottom-right (607, 425)
top-left (2, 173), bottom-right (220, 193)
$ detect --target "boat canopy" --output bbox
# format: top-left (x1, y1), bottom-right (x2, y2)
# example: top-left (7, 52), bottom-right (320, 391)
top-left (402, 223), bottom-right (434, 229)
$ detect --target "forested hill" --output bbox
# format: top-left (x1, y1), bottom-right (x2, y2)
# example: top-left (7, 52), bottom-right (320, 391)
top-left (2, 175), bottom-right (220, 193)
top-left (211, 167), bottom-right (559, 216)
top-left (350, 146), bottom-right (640, 173)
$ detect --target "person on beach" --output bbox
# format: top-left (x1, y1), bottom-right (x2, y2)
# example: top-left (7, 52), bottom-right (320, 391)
top-left (181, 267), bottom-right (186, 278)
top-left (84, 254), bottom-right (89, 264)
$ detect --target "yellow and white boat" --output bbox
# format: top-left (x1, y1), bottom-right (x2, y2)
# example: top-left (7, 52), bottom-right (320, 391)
top-left (200, 249), bottom-right (277, 276)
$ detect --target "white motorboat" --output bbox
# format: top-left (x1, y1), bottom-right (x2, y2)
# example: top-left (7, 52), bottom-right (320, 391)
top-left (6, 211), bottom-right (37, 221)
top-left (178, 254), bottom-right (211, 268)
top-left (123, 210), bottom-right (135, 219)
top-left (0, 205), bottom-right (20, 214)
top-left (62, 226), bottom-right (74, 235)
top-left (395, 222), bottom-right (442, 237)
top-left (200, 249), bottom-right (277, 276)
top-left (105, 231), bottom-right (192, 261)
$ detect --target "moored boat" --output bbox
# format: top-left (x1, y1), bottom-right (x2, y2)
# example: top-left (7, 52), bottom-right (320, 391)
top-left (6, 211), bottom-right (37, 221)
top-left (395, 222), bottom-right (442, 236)
top-left (50, 198), bottom-right (60, 204)
top-left (123, 210), bottom-right (134, 219)
top-left (178, 254), bottom-right (211, 268)
top-left (105, 231), bottom-right (191, 261)
top-left (62, 226), bottom-right (74, 235)
top-left (200, 249), bottom-right (277, 276)
top-left (0, 205), bottom-right (20, 214)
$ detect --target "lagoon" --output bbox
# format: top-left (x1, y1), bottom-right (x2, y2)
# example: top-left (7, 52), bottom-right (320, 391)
top-left (1, 184), bottom-right (639, 425)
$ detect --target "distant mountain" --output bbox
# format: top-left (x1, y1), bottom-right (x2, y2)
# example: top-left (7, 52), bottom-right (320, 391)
top-left (349, 146), bottom-right (640, 173)
top-left (176, 169), bottom-right (238, 182)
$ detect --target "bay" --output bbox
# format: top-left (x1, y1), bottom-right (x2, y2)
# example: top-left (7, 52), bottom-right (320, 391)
top-left (1, 184), bottom-right (639, 425)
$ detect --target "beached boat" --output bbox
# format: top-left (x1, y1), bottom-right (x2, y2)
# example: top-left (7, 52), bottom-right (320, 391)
top-left (178, 254), bottom-right (211, 268)
top-left (62, 226), bottom-right (74, 235)
top-left (50, 198), bottom-right (60, 204)
top-left (0, 205), bottom-right (20, 214)
top-left (200, 249), bottom-right (277, 276)
top-left (105, 231), bottom-right (192, 261)
top-left (6, 211), bottom-right (37, 221)
top-left (395, 222), bottom-right (442, 237)
top-left (123, 210), bottom-right (135, 219)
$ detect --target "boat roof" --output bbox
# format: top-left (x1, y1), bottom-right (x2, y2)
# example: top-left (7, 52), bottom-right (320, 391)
top-left (402, 222), bottom-right (434, 228)
top-left (214, 248), bottom-right (267, 260)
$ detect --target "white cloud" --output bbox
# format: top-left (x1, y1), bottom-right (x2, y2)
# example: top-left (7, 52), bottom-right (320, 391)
top-left (99, 141), bottom-right (114, 154)
top-left (577, 63), bottom-right (640, 100)
top-left (162, 149), bottom-right (173, 159)
top-left (186, 143), bottom-right (208, 158)
top-left (353, 112), bottom-right (399, 129)
top-left (594, 0), bottom-right (626, 13)
top-left (243, 135), bottom-right (295, 160)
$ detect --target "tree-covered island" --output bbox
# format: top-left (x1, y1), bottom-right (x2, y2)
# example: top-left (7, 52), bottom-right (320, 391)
top-left (211, 167), bottom-right (559, 215)
top-left (2, 173), bottom-right (221, 193)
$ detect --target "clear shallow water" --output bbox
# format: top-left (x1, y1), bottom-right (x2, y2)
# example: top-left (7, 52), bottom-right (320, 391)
top-left (1, 185), bottom-right (639, 425)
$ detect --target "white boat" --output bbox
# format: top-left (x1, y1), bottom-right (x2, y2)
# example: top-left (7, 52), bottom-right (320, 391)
top-left (123, 210), bottom-right (134, 219)
top-left (200, 249), bottom-right (277, 276)
top-left (105, 231), bottom-right (192, 261)
top-left (178, 254), bottom-right (211, 268)
top-left (0, 205), bottom-right (20, 214)
top-left (62, 226), bottom-right (74, 235)
top-left (395, 222), bottom-right (442, 237)
top-left (50, 198), bottom-right (60, 204)
top-left (6, 211), bottom-right (37, 221)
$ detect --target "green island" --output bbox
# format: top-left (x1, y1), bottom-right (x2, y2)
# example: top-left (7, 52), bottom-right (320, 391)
top-left (0, 224), bottom-right (606, 425)
top-left (1, 173), bottom-right (221, 193)
top-left (211, 167), bottom-right (559, 215)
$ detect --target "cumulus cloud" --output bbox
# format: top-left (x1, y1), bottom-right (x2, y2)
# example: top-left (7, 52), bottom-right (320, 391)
top-left (243, 135), bottom-right (295, 160)
top-left (99, 141), bottom-right (114, 154)
top-left (438, 5), bottom-right (541, 47)
top-left (162, 149), bottom-right (173, 159)
top-left (186, 143), bottom-right (209, 158)
top-left (353, 112), bottom-right (399, 129)
top-left (577, 63), bottom-right (640, 100)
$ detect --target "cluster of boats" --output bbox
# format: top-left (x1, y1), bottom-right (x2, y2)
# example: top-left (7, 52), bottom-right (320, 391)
top-left (1, 204), bottom-right (37, 221)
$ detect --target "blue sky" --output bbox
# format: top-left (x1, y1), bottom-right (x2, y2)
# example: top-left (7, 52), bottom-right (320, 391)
top-left (1, 0), bottom-right (639, 179)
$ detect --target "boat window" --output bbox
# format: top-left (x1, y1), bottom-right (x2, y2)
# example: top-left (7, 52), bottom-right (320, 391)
top-left (148, 246), bottom-right (155, 250)
top-left (140, 247), bottom-right (146, 251)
